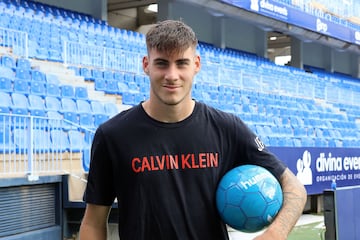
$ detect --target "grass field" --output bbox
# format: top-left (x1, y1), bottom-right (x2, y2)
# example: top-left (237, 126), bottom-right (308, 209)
top-left (288, 221), bottom-right (325, 240)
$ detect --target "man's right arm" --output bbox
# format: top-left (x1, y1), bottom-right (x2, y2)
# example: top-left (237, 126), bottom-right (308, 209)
top-left (79, 203), bottom-right (112, 240)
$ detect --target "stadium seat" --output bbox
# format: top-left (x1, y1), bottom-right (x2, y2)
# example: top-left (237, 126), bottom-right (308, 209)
top-left (105, 80), bottom-right (119, 94)
top-left (28, 94), bottom-right (45, 111)
top-left (45, 96), bottom-right (61, 112)
top-left (13, 79), bottom-right (30, 94)
top-left (15, 68), bottom-right (31, 81)
top-left (79, 112), bottom-right (94, 129)
top-left (63, 111), bottom-right (79, 128)
top-left (46, 83), bottom-right (61, 97)
top-left (117, 82), bottom-right (129, 95)
top-left (76, 99), bottom-right (92, 113)
top-left (61, 98), bottom-right (77, 113)
top-left (91, 68), bottom-right (103, 79)
top-left (50, 129), bottom-right (70, 152)
top-left (68, 130), bottom-right (85, 152)
top-left (30, 81), bottom-right (46, 96)
top-left (11, 93), bottom-right (29, 115)
top-left (74, 86), bottom-right (88, 100)
top-left (104, 102), bottom-right (119, 117)
top-left (103, 70), bottom-right (114, 80)
top-left (94, 113), bottom-right (109, 126)
top-left (16, 58), bottom-right (31, 70)
top-left (31, 69), bottom-right (46, 82)
top-left (61, 84), bottom-right (75, 98)
top-left (90, 100), bottom-right (105, 115)
top-left (47, 111), bottom-right (63, 129)
top-left (80, 67), bottom-right (92, 80)
top-left (94, 78), bottom-right (107, 91)
top-left (0, 66), bottom-right (15, 79)
top-left (0, 55), bottom-right (16, 69)
top-left (0, 77), bottom-right (13, 93)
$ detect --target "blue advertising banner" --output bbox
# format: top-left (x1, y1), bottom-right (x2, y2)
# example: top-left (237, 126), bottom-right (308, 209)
top-left (268, 147), bottom-right (360, 195)
top-left (221, 0), bottom-right (359, 45)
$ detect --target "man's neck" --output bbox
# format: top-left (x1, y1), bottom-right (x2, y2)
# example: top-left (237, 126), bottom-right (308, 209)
top-left (142, 99), bottom-right (195, 123)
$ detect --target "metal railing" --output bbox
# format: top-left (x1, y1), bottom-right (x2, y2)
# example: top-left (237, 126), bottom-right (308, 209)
top-left (0, 113), bottom-right (94, 179)
top-left (63, 41), bottom-right (142, 73)
top-left (0, 27), bottom-right (28, 58)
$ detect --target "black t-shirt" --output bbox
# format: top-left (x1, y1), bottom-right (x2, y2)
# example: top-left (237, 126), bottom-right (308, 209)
top-left (84, 101), bottom-right (286, 240)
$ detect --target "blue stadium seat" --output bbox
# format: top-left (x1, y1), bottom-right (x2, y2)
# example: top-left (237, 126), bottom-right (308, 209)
top-left (46, 83), bottom-right (61, 97)
top-left (61, 98), bottom-right (77, 113)
top-left (94, 113), bottom-right (109, 126)
top-left (79, 112), bottom-right (94, 129)
top-left (28, 94), bottom-right (45, 110)
top-left (80, 67), bottom-right (92, 80)
top-left (104, 102), bottom-right (118, 117)
top-left (0, 66), bottom-right (15, 79)
top-left (113, 71), bottom-right (124, 81)
top-left (105, 80), bottom-right (119, 94)
top-left (76, 99), bottom-right (91, 113)
top-left (45, 96), bottom-right (61, 112)
top-left (74, 86), bottom-right (88, 100)
top-left (122, 92), bottom-right (136, 105)
top-left (103, 70), bottom-right (114, 80)
top-left (11, 93), bottom-right (29, 115)
top-left (63, 111), bottom-right (79, 127)
top-left (90, 100), bottom-right (105, 114)
top-left (16, 58), bottom-right (31, 70)
top-left (68, 130), bottom-right (85, 152)
top-left (91, 68), bottom-right (103, 79)
top-left (0, 92), bottom-right (13, 109)
top-left (15, 68), bottom-right (31, 81)
top-left (30, 81), bottom-right (46, 96)
top-left (31, 69), bottom-right (46, 82)
top-left (117, 82), bottom-right (129, 95)
top-left (0, 55), bottom-right (16, 69)
top-left (13, 79), bottom-right (30, 94)
top-left (0, 77), bottom-right (13, 93)
top-left (94, 78), bottom-right (106, 91)
top-left (61, 84), bottom-right (75, 98)
top-left (47, 111), bottom-right (63, 129)
top-left (50, 129), bottom-right (70, 152)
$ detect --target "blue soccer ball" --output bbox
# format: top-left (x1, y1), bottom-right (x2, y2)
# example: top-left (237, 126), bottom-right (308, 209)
top-left (216, 164), bottom-right (283, 233)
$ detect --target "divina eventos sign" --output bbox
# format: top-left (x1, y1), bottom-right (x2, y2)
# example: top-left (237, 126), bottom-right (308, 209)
top-left (268, 147), bottom-right (360, 195)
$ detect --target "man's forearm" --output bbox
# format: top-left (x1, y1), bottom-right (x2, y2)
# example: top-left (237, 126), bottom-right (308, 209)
top-left (261, 168), bottom-right (307, 239)
top-left (79, 222), bottom-right (107, 240)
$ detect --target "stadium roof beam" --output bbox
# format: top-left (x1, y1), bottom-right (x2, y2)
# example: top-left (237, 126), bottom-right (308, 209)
top-left (108, 0), bottom-right (157, 12)
top-left (178, 0), bottom-right (360, 55)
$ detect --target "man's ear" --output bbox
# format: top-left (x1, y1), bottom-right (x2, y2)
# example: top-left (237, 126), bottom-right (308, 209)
top-left (143, 56), bottom-right (149, 75)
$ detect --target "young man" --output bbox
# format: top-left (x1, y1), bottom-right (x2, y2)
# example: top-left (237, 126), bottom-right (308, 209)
top-left (79, 20), bottom-right (307, 240)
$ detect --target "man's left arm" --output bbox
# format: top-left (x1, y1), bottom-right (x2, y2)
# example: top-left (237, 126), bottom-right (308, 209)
top-left (254, 168), bottom-right (307, 240)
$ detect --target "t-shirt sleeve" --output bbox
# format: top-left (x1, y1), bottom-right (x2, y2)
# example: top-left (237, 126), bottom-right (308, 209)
top-left (234, 118), bottom-right (287, 181)
top-left (83, 127), bottom-right (116, 206)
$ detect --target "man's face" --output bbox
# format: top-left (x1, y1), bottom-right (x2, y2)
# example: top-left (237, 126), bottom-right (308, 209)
top-left (143, 47), bottom-right (201, 106)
